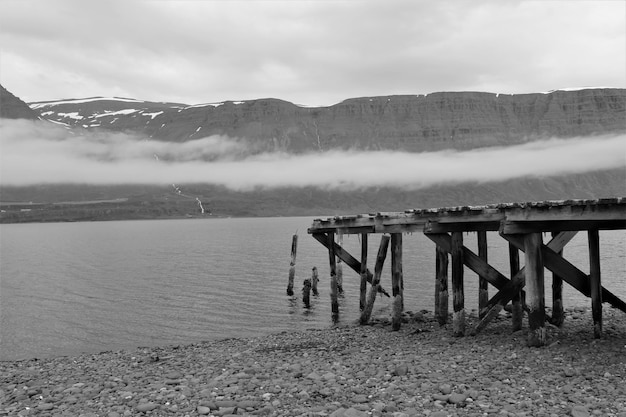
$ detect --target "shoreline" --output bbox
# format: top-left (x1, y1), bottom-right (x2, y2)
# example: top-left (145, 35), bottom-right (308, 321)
top-left (2, 308), bottom-right (625, 416)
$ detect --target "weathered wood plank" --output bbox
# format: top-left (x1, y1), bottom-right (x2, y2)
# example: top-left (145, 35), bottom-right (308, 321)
top-left (360, 235), bottom-right (390, 324)
top-left (336, 232), bottom-right (344, 294)
top-left (588, 229), bottom-right (602, 338)
top-left (509, 243), bottom-right (523, 331)
top-left (451, 231), bottom-right (465, 337)
top-left (391, 233), bottom-right (403, 331)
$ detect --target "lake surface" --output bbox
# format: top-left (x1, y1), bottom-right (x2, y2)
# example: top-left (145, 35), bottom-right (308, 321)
top-left (1, 217), bottom-right (624, 361)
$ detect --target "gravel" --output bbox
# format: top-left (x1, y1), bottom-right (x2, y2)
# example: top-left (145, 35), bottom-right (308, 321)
top-left (1, 307), bottom-right (625, 417)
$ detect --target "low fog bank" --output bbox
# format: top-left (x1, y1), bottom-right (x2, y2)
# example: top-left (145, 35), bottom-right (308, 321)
top-left (1, 118), bottom-right (625, 191)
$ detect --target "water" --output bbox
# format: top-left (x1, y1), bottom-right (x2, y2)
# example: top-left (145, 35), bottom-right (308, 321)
top-left (1, 217), bottom-right (624, 361)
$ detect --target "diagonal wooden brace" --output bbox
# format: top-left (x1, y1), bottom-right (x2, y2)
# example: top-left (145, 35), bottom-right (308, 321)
top-left (504, 233), bottom-right (626, 313)
top-left (471, 231), bottom-right (579, 334)
top-left (312, 233), bottom-right (390, 297)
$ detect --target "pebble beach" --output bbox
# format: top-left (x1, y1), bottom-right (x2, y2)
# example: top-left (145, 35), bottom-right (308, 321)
top-left (1, 307), bottom-right (625, 417)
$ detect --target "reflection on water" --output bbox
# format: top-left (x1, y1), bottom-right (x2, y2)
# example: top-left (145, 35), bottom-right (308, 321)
top-left (1, 218), bottom-right (624, 361)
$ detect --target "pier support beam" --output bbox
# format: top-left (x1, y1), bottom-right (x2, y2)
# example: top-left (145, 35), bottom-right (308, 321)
top-left (509, 243), bottom-right (523, 331)
top-left (360, 235), bottom-right (390, 324)
top-left (287, 234), bottom-right (298, 296)
top-left (588, 229), bottom-right (602, 338)
top-left (524, 233), bottom-right (546, 347)
top-left (391, 233), bottom-right (404, 331)
top-left (328, 232), bottom-right (339, 322)
top-left (360, 234), bottom-right (368, 311)
top-left (477, 231), bottom-right (489, 317)
top-left (435, 246), bottom-right (449, 325)
top-left (336, 232), bottom-right (344, 294)
top-left (451, 232), bottom-right (465, 337)
top-left (550, 231), bottom-right (564, 327)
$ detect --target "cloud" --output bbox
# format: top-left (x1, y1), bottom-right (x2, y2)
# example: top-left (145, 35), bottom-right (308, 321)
top-left (1, 119), bottom-right (624, 191)
top-left (0, 0), bottom-right (624, 106)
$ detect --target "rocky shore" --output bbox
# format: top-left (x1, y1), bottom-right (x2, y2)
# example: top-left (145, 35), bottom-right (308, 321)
top-left (1, 308), bottom-right (625, 417)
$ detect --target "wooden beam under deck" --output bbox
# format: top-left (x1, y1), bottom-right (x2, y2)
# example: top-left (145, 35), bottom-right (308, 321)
top-left (308, 198), bottom-right (626, 339)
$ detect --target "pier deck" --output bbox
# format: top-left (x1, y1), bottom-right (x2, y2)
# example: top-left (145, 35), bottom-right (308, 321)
top-left (308, 198), bottom-right (626, 346)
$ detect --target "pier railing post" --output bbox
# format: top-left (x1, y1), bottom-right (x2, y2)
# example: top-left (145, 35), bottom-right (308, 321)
top-left (391, 233), bottom-right (404, 331)
top-left (588, 229), bottom-right (602, 338)
top-left (287, 234), bottom-right (298, 296)
top-left (435, 246), bottom-right (449, 325)
top-left (451, 231), bottom-right (465, 336)
top-left (360, 234), bottom-right (368, 311)
top-left (478, 231), bottom-right (489, 317)
top-left (525, 232), bottom-right (546, 347)
top-left (360, 235), bottom-right (390, 324)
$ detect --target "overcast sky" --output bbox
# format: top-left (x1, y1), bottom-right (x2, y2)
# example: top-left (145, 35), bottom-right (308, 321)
top-left (1, 0), bottom-right (625, 106)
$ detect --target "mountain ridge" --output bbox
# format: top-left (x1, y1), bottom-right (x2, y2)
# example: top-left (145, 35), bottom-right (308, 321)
top-left (1, 84), bottom-right (624, 222)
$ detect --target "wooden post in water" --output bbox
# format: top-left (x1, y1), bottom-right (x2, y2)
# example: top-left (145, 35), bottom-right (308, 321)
top-left (311, 267), bottom-right (319, 296)
top-left (391, 233), bottom-right (404, 331)
top-left (360, 233), bottom-right (368, 311)
top-left (550, 231), bottom-right (564, 327)
top-left (287, 234), bottom-right (298, 296)
top-left (451, 231), bottom-right (465, 336)
top-left (525, 233), bottom-right (546, 347)
top-left (302, 278), bottom-right (311, 308)
top-left (509, 242), bottom-right (523, 331)
top-left (435, 245), bottom-right (449, 325)
top-left (360, 235), bottom-right (390, 324)
top-left (588, 229), bottom-right (602, 338)
top-left (328, 232), bottom-right (339, 322)
top-left (336, 232), bottom-right (344, 294)
top-left (477, 231), bottom-right (489, 317)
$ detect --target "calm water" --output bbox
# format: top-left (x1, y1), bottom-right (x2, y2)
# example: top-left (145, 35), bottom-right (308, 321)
top-left (1, 217), bottom-right (624, 361)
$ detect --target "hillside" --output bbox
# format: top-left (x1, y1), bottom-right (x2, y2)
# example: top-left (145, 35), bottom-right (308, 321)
top-left (29, 88), bottom-right (626, 153)
top-left (0, 85), bottom-right (40, 119)
top-left (1, 85), bottom-right (625, 223)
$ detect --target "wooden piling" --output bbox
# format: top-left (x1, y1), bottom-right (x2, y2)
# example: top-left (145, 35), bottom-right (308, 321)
top-left (360, 235), bottom-right (390, 324)
top-left (550, 231), bottom-right (564, 327)
top-left (435, 246), bottom-right (449, 325)
top-left (337, 232), bottom-right (344, 294)
top-left (328, 232), bottom-right (339, 322)
top-left (477, 231), bottom-right (489, 317)
top-left (391, 233), bottom-right (404, 331)
top-left (451, 231), bottom-right (465, 337)
top-left (509, 242), bottom-right (523, 331)
top-left (302, 278), bottom-right (311, 308)
top-left (287, 234), bottom-right (298, 296)
top-left (588, 229), bottom-right (602, 338)
top-left (311, 267), bottom-right (319, 296)
top-left (524, 233), bottom-right (546, 347)
top-left (360, 233), bottom-right (368, 311)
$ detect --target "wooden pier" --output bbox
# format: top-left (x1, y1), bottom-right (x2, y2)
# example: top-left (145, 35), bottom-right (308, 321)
top-left (307, 198), bottom-right (626, 346)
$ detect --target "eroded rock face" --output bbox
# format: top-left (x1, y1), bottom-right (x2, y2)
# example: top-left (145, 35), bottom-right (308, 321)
top-left (27, 88), bottom-right (626, 152)
top-left (0, 84), bottom-right (40, 120)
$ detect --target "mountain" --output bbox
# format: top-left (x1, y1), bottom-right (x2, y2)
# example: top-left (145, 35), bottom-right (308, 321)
top-left (1, 85), bottom-right (625, 223)
top-left (0, 84), bottom-right (40, 119)
top-left (29, 88), bottom-right (626, 152)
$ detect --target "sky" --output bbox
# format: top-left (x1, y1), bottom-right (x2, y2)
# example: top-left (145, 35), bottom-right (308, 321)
top-left (1, 0), bottom-right (625, 107)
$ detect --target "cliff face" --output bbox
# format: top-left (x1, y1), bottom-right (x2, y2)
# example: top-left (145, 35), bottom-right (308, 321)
top-left (0, 84), bottom-right (40, 119)
top-left (29, 88), bottom-right (626, 152)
